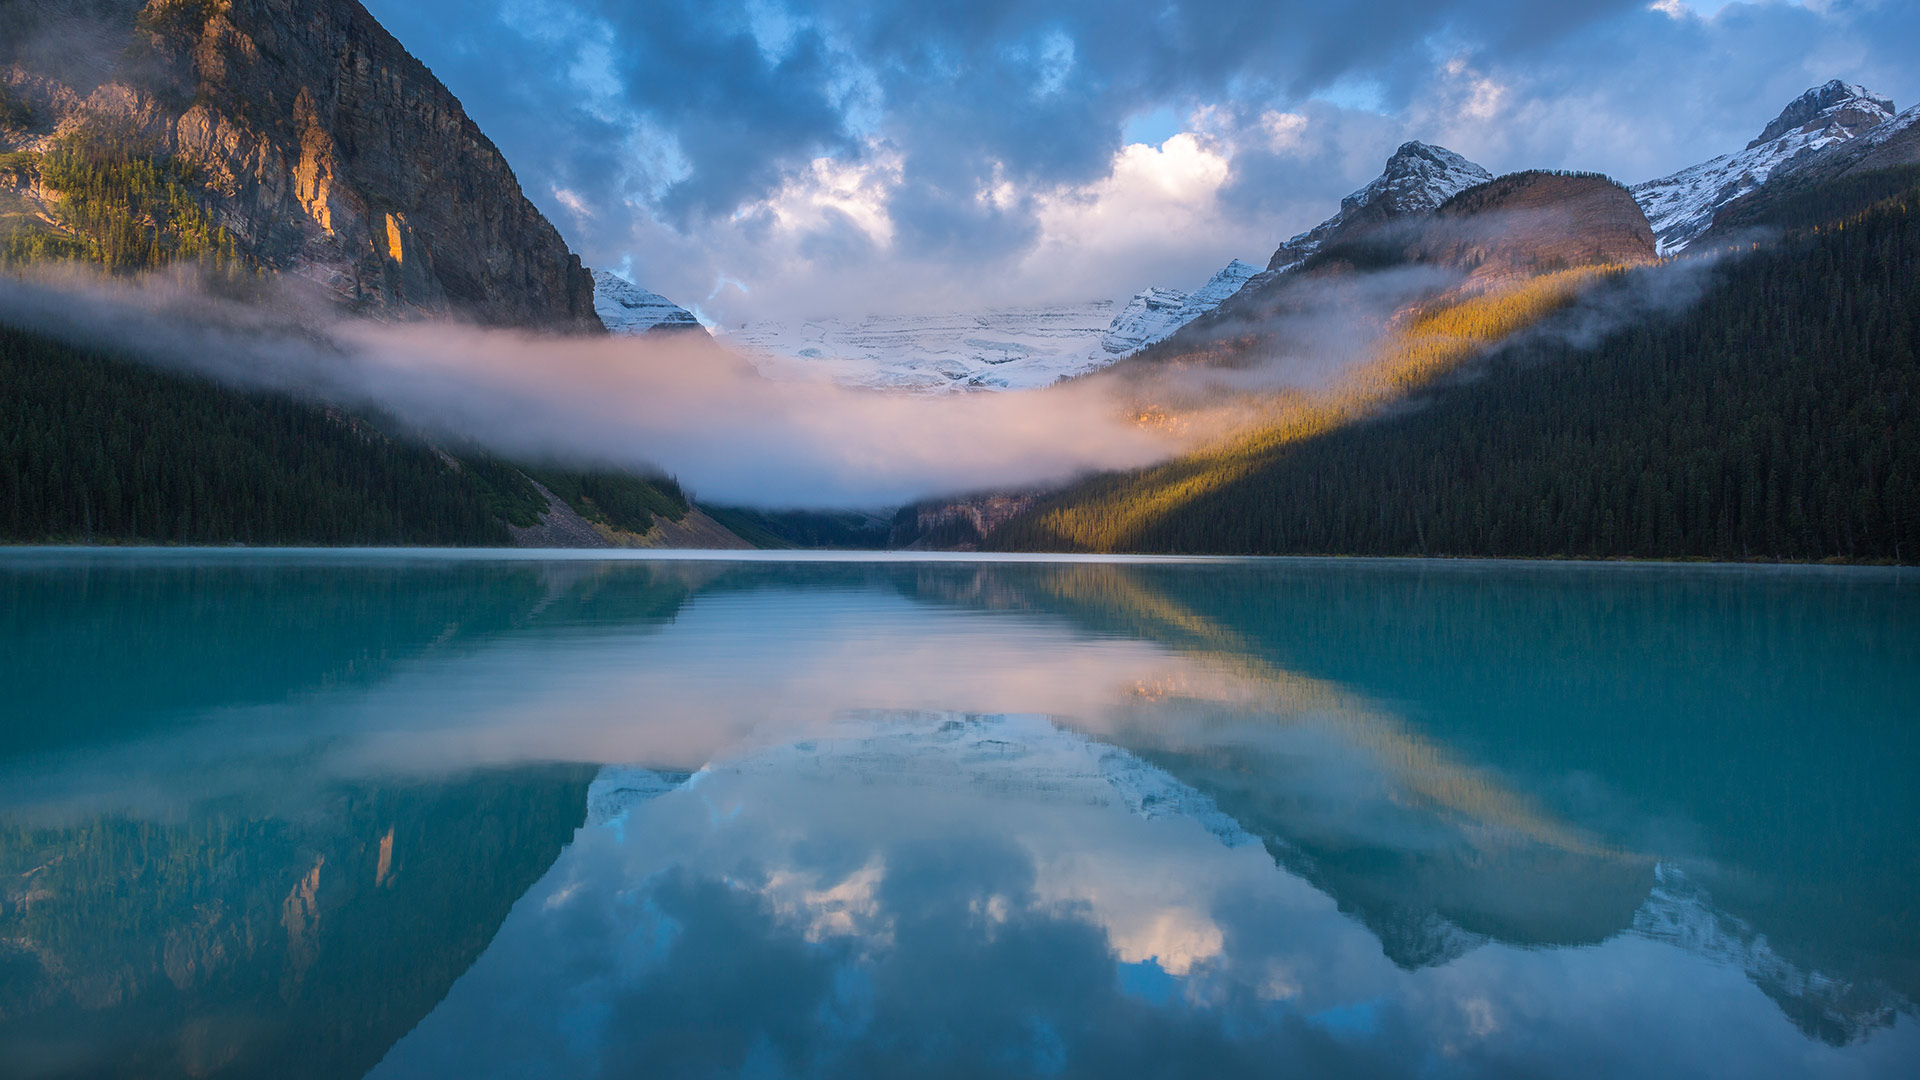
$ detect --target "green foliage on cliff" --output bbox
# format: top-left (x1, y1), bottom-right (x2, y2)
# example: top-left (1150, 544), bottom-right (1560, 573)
top-left (450, 457), bottom-right (691, 536)
top-left (528, 468), bottom-right (690, 536)
top-left (989, 171), bottom-right (1920, 562)
top-left (0, 127), bottom-right (245, 273)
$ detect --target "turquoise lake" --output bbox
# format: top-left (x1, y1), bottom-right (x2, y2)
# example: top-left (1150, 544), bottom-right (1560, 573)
top-left (1, 550), bottom-right (1916, 1078)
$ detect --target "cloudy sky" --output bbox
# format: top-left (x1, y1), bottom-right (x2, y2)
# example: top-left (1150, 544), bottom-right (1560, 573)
top-left (361, 0), bottom-right (1918, 325)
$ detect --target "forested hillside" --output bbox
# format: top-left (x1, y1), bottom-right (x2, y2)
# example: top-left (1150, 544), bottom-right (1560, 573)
top-left (989, 169), bottom-right (1920, 562)
top-left (0, 325), bottom-right (690, 545)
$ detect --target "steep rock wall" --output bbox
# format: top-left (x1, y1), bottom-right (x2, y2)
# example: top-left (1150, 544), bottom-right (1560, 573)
top-left (0, 0), bottom-right (602, 330)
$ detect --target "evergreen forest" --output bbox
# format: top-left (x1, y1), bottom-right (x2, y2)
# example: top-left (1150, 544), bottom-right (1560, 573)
top-left (989, 168), bottom-right (1920, 562)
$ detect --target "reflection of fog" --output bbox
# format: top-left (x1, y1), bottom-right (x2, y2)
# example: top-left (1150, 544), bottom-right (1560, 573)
top-left (4, 553), bottom-right (1917, 1073)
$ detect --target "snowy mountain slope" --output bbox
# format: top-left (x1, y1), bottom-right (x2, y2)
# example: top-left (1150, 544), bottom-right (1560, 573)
top-left (1783, 100), bottom-right (1920, 183)
top-left (1265, 142), bottom-right (1493, 273)
top-left (722, 302), bottom-right (1118, 392)
top-left (1183, 258), bottom-right (1262, 314)
top-left (1631, 81), bottom-right (1896, 255)
top-left (1101, 287), bottom-right (1191, 358)
top-left (591, 269), bottom-right (704, 335)
top-left (1100, 259), bottom-right (1260, 357)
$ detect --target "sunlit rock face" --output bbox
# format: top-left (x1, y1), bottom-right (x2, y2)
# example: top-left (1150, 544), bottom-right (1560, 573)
top-left (0, 0), bottom-right (600, 329)
top-left (1632, 80), bottom-right (1897, 255)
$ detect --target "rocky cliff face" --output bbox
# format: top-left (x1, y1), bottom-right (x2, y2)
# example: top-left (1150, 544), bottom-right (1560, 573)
top-left (0, 0), bottom-right (602, 331)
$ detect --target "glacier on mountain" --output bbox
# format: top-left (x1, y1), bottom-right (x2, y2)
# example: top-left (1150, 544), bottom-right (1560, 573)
top-left (721, 302), bottom-right (1121, 392)
top-left (591, 269), bottom-right (704, 335)
top-left (721, 255), bottom-right (1261, 393)
top-left (1631, 81), bottom-right (1896, 255)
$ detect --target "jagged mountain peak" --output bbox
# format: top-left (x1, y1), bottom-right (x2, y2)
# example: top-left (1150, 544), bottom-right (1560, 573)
top-left (1267, 141), bottom-right (1491, 272)
top-left (1748, 80), bottom-right (1894, 149)
top-left (1343, 141), bottom-right (1494, 218)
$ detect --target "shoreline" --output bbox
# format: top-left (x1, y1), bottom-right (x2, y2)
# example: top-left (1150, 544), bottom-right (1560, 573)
top-left (2, 544), bottom-right (1915, 577)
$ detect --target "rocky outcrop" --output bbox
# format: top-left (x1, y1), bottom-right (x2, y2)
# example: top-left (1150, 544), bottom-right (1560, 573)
top-left (1100, 285), bottom-right (1189, 356)
top-left (1265, 141), bottom-right (1492, 273)
top-left (1748, 80), bottom-right (1893, 151)
top-left (0, 0), bottom-right (602, 330)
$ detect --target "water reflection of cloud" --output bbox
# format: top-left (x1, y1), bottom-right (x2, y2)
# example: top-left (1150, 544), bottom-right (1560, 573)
top-left (7, 557), bottom-right (1915, 1067)
top-left (370, 712), bottom-right (1920, 1079)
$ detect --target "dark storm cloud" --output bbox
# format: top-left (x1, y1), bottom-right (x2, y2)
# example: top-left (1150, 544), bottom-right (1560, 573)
top-left (367, 1), bottom-right (1636, 223)
top-left (358, 0), bottom-right (1919, 318)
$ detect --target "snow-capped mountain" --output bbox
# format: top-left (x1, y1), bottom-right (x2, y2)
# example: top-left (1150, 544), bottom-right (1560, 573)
top-left (722, 302), bottom-right (1119, 392)
top-left (1266, 142), bottom-right (1493, 273)
top-left (1101, 288), bottom-right (1190, 358)
top-left (591, 269), bottom-right (704, 335)
top-left (1100, 259), bottom-right (1261, 357)
top-left (1631, 81), bottom-right (1896, 255)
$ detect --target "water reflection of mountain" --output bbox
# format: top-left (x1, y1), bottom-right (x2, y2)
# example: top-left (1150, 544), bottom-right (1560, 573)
top-left (4, 555), bottom-right (1914, 1059)
top-left (893, 560), bottom-right (1920, 1044)
top-left (0, 766), bottom-right (594, 1080)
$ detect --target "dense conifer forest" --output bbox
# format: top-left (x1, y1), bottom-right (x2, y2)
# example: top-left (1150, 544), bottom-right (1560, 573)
top-left (0, 326), bottom-right (689, 545)
top-left (989, 169), bottom-right (1920, 562)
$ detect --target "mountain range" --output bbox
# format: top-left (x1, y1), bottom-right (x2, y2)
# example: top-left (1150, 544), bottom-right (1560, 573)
top-left (1, 0), bottom-right (1916, 561)
top-left (721, 83), bottom-right (1919, 393)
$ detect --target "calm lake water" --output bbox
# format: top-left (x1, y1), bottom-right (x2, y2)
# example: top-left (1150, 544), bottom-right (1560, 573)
top-left (2, 550), bottom-right (1917, 1079)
